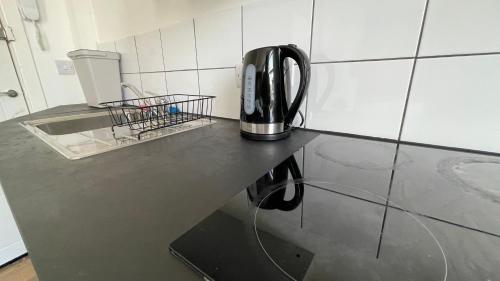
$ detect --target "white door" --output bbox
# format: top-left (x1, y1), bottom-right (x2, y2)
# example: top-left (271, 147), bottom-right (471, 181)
top-left (0, 20), bottom-right (27, 265)
top-left (0, 20), bottom-right (29, 121)
top-left (0, 182), bottom-right (26, 266)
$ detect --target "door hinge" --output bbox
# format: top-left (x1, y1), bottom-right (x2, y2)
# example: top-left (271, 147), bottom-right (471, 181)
top-left (0, 27), bottom-right (6, 40)
top-left (0, 25), bottom-right (15, 42)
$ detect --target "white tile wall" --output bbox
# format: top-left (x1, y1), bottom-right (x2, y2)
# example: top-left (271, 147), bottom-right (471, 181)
top-left (311, 0), bottom-right (425, 62)
top-left (306, 60), bottom-right (413, 139)
top-left (121, 73), bottom-right (142, 99)
top-left (140, 72), bottom-right (167, 95)
top-left (134, 30), bottom-right (165, 72)
top-left (165, 71), bottom-right (199, 95)
top-left (199, 69), bottom-right (240, 119)
top-left (161, 21), bottom-right (197, 71)
top-left (419, 0), bottom-right (500, 56)
top-left (97, 41), bottom-right (116, 52)
top-left (243, 0), bottom-right (313, 55)
top-left (115, 36), bottom-right (139, 73)
top-left (107, 0), bottom-right (500, 152)
top-left (195, 8), bottom-right (242, 69)
top-left (402, 55), bottom-right (500, 153)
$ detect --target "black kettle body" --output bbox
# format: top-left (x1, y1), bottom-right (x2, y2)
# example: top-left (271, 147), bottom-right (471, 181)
top-left (247, 155), bottom-right (304, 211)
top-left (240, 45), bottom-right (311, 141)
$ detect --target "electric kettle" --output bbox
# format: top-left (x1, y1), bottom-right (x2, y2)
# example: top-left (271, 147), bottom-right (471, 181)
top-left (247, 155), bottom-right (304, 211)
top-left (240, 44), bottom-right (311, 141)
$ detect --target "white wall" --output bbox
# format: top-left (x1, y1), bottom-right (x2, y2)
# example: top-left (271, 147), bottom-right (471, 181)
top-left (65, 0), bottom-right (98, 50)
top-left (0, 0), bottom-right (91, 110)
top-left (91, 0), bottom-right (258, 42)
top-left (2, 0), bottom-right (260, 110)
top-left (25, 0), bottom-right (86, 107)
top-left (92, 0), bottom-right (500, 154)
top-left (400, 0), bottom-right (500, 153)
top-left (0, 0), bottom-right (47, 112)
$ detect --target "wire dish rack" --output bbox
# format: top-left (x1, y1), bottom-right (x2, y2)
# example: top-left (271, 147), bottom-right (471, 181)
top-left (101, 94), bottom-right (215, 139)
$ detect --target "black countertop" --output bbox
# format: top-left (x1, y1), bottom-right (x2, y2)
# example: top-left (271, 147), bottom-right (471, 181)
top-left (0, 105), bottom-right (318, 281)
top-left (173, 134), bottom-right (500, 280)
top-left (2, 105), bottom-right (500, 280)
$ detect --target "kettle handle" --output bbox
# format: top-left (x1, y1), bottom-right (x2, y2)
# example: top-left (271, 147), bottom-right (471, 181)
top-left (277, 155), bottom-right (305, 211)
top-left (280, 45), bottom-right (311, 128)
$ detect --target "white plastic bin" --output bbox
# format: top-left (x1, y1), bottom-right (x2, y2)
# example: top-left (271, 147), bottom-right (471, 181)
top-left (68, 49), bottom-right (121, 107)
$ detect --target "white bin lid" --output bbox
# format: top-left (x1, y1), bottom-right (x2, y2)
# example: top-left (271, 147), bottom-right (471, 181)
top-left (67, 49), bottom-right (120, 60)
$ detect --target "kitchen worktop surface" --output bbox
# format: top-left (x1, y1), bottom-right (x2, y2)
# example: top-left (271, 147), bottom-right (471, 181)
top-left (0, 105), bottom-right (317, 281)
top-left (1, 105), bottom-right (500, 280)
top-left (182, 135), bottom-right (500, 281)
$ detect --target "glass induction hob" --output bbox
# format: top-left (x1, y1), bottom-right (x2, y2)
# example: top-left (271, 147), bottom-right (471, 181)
top-left (170, 133), bottom-right (500, 281)
top-left (170, 154), bottom-right (447, 281)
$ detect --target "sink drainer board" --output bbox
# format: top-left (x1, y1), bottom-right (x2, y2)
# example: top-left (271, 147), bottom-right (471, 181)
top-left (21, 108), bottom-right (215, 160)
top-left (101, 94), bottom-right (215, 140)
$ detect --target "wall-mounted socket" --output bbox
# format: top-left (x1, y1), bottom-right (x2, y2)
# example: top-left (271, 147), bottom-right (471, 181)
top-left (55, 60), bottom-right (75, 75)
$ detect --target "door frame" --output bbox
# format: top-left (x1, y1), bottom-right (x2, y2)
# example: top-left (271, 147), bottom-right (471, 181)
top-left (0, 1), bottom-right (48, 113)
top-left (0, 16), bottom-right (31, 115)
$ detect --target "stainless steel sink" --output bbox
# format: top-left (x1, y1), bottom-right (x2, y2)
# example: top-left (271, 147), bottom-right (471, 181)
top-left (35, 114), bottom-right (113, 135)
top-left (21, 111), bottom-right (214, 160)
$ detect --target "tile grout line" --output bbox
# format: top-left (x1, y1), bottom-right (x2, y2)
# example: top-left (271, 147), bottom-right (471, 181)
top-left (158, 29), bottom-right (169, 94)
top-left (310, 51), bottom-right (500, 65)
top-left (312, 56), bottom-right (413, 64)
top-left (399, 140), bottom-right (500, 157)
top-left (300, 0), bottom-right (316, 199)
top-left (300, 190), bottom-right (304, 229)
top-left (197, 66), bottom-right (236, 71)
top-left (406, 210), bottom-right (500, 239)
top-left (120, 50), bottom-right (500, 76)
top-left (418, 51), bottom-right (500, 59)
top-left (301, 0), bottom-right (315, 187)
top-left (300, 127), bottom-right (500, 157)
top-left (376, 0), bottom-right (431, 259)
top-left (305, 183), bottom-right (385, 207)
top-left (300, 148), bottom-right (306, 229)
top-left (132, 36), bottom-right (144, 93)
top-left (192, 18), bottom-right (201, 95)
top-left (303, 0), bottom-right (316, 129)
top-left (299, 0), bottom-right (316, 232)
top-left (121, 66), bottom-right (236, 75)
top-left (306, 182), bottom-right (500, 240)
top-left (241, 5), bottom-right (244, 59)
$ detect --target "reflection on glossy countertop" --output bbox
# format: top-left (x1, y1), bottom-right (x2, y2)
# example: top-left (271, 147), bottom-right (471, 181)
top-left (171, 133), bottom-right (500, 281)
top-left (21, 111), bottom-right (215, 159)
top-left (390, 144), bottom-right (500, 235)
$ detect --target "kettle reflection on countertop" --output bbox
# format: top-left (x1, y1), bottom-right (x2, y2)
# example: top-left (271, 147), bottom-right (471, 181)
top-left (247, 155), bottom-right (304, 211)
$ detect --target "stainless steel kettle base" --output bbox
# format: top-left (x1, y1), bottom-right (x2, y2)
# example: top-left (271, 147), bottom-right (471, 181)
top-left (240, 130), bottom-right (291, 141)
